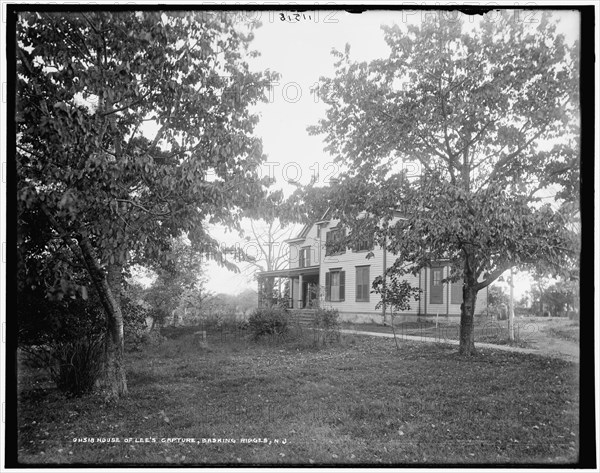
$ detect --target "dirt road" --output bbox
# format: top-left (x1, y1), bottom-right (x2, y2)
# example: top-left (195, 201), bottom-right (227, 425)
top-left (515, 317), bottom-right (580, 362)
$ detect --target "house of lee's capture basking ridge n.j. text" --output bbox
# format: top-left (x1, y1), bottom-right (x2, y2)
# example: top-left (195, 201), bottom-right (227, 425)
top-left (257, 210), bottom-right (488, 324)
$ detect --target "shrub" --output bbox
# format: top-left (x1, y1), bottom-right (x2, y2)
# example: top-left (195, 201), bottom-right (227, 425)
top-left (22, 334), bottom-right (105, 396)
top-left (122, 297), bottom-right (151, 352)
top-left (18, 284), bottom-right (109, 395)
top-left (248, 307), bottom-right (289, 340)
top-left (236, 318), bottom-right (249, 331)
top-left (311, 308), bottom-right (341, 346)
top-left (52, 335), bottom-right (105, 396)
top-left (313, 308), bottom-right (340, 330)
top-left (141, 329), bottom-right (165, 346)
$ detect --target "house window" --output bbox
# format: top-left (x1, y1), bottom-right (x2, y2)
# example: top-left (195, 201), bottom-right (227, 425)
top-left (299, 247), bottom-right (311, 268)
top-left (430, 267), bottom-right (443, 304)
top-left (325, 269), bottom-right (345, 302)
top-left (353, 236), bottom-right (374, 252)
top-left (325, 228), bottom-right (346, 256)
top-left (355, 266), bottom-right (370, 302)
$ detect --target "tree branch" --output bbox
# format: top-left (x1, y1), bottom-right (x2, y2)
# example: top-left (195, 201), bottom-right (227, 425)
top-left (100, 91), bottom-right (151, 117)
top-left (474, 265), bottom-right (512, 292)
top-left (115, 199), bottom-right (171, 217)
top-left (41, 13), bottom-right (93, 63)
top-left (249, 219), bottom-right (271, 265)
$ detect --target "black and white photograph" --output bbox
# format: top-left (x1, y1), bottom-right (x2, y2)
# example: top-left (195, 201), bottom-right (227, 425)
top-left (3, 1), bottom-right (595, 469)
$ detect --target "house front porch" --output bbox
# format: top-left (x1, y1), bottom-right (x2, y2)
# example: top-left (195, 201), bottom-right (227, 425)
top-left (257, 266), bottom-right (321, 309)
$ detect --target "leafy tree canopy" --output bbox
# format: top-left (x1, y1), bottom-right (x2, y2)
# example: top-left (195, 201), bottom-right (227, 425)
top-left (16, 10), bottom-right (279, 394)
top-left (303, 11), bottom-right (580, 354)
top-left (17, 11), bottom-right (279, 281)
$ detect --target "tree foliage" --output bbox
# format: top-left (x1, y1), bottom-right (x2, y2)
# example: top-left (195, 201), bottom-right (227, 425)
top-left (16, 11), bottom-right (278, 395)
top-left (487, 285), bottom-right (509, 308)
top-left (17, 11), bottom-right (278, 271)
top-left (140, 237), bottom-right (208, 327)
top-left (372, 274), bottom-right (421, 313)
top-left (306, 11), bottom-right (580, 354)
top-left (529, 276), bottom-right (577, 317)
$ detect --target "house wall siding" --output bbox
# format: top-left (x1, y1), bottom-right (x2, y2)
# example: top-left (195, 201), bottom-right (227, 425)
top-left (285, 218), bottom-right (489, 321)
top-left (289, 223), bottom-right (321, 269)
top-left (320, 242), bottom-right (386, 315)
top-left (418, 265), bottom-right (488, 316)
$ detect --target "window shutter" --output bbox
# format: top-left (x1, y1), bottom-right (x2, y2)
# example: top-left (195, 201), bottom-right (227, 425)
top-left (340, 271), bottom-right (345, 301)
top-left (356, 267), bottom-right (370, 302)
top-left (325, 232), bottom-right (331, 256)
top-left (325, 272), bottom-right (331, 301)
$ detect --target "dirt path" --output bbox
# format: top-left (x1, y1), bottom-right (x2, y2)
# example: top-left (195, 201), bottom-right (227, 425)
top-left (341, 318), bottom-right (580, 363)
top-left (515, 318), bottom-right (580, 362)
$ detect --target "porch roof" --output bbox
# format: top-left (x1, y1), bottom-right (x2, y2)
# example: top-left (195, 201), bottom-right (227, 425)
top-left (258, 265), bottom-right (320, 278)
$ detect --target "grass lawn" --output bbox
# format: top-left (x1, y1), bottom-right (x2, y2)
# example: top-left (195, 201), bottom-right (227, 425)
top-left (342, 317), bottom-right (535, 347)
top-left (545, 321), bottom-right (580, 344)
top-left (17, 327), bottom-right (579, 466)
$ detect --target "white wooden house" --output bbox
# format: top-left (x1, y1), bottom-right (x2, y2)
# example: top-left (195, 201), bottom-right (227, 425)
top-left (257, 211), bottom-right (488, 324)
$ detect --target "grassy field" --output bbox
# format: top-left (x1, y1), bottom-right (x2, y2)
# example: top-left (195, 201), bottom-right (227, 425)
top-left (545, 321), bottom-right (580, 344)
top-left (17, 326), bottom-right (579, 466)
top-left (342, 316), bottom-right (536, 347)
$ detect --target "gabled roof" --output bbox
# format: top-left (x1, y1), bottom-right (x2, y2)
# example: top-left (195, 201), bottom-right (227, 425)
top-left (318, 207), bottom-right (331, 221)
top-left (285, 207), bottom-right (332, 243)
top-left (299, 224), bottom-right (311, 238)
top-left (285, 223), bottom-right (310, 243)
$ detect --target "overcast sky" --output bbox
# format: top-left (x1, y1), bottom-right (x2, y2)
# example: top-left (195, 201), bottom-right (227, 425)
top-left (197, 8), bottom-right (580, 297)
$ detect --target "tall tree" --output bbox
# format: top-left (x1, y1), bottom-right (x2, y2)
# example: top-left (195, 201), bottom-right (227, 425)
top-left (16, 11), bottom-right (278, 395)
top-left (142, 237), bottom-right (208, 328)
top-left (307, 11), bottom-right (580, 354)
top-left (244, 219), bottom-right (295, 302)
top-left (246, 219), bottom-right (294, 274)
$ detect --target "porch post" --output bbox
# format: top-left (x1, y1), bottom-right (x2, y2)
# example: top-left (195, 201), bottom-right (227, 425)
top-left (298, 274), bottom-right (304, 309)
top-left (289, 277), bottom-right (293, 308)
top-left (257, 276), bottom-right (263, 308)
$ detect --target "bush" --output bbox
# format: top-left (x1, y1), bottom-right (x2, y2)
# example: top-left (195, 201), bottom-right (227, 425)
top-left (22, 334), bottom-right (105, 396)
top-left (53, 335), bottom-right (105, 395)
top-left (248, 307), bottom-right (289, 340)
top-left (122, 297), bottom-right (151, 352)
top-left (141, 329), bottom-right (165, 346)
top-left (311, 308), bottom-right (341, 346)
top-left (236, 318), bottom-right (250, 332)
top-left (313, 308), bottom-right (340, 329)
top-left (18, 285), bottom-right (108, 395)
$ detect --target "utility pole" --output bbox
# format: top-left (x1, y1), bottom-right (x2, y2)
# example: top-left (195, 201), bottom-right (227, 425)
top-left (508, 268), bottom-right (515, 342)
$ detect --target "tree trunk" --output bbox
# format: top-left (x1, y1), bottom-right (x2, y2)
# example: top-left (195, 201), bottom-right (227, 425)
top-left (105, 262), bottom-right (128, 397)
top-left (459, 281), bottom-right (478, 356)
top-left (77, 237), bottom-right (128, 397)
